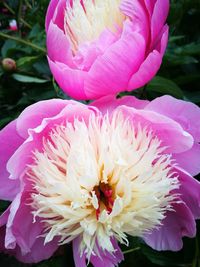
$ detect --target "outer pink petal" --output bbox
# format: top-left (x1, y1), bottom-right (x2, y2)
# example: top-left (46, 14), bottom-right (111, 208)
top-left (174, 144), bottom-right (200, 176)
top-left (118, 105), bottom-right (193, 154)
top-left (48, 58), bottom-right (87, 100)
top-left (174, 167), bottom-right (200, 219)
top-left (127, 49), bottom-right (161, 90)
top-left (127, 25), bottom-right (168, 90)
top-left (150, 0), bottom-right (169, 47)
top-left (73, 237), bottom-right (123, 267)
top-left (85, 21), bottom-right (146, 99)
top-left (145, 95), bottom-right (200, 140)
top-left (145, 95), bottom-right (200, 175)
top-left (91, 95), bottom-right (149, 114)
top-left (47, 22), bottom-right (74, 66)
top-left (0, 121), bottom-right (24, 200)
top-left (46, 0), bottom-right (66, 32)
top-left (45, 0), bottom-right (60, 31)
top-left (90, 239), bottom-right (124, 267)
top-left (144, 0), bottom-right (157, 16)
top-left (16, 98), bottom-right (67, 139)
top-left (120, 0), bottom-right (149, 41)
top-left (15, 236), bottom-right (58, 263)
top-left (6, 191), bottom-right (43, 254)
top-left (143, 201), bottom-right (196, 251)
top-left (7, 102), bottom-right (98, 180)
top-left (3, 188), bottom-right (59, 263)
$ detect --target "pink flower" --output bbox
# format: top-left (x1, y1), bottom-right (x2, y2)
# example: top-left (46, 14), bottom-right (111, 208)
top-left (46, 0), bottom-right (169, 100)
top-left (0, 95), bottom-right (200, 266)
top-left (9, 19), bottom-right (18, 31)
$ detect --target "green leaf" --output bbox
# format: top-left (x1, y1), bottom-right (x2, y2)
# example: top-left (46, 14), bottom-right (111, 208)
top-left (16, 56), bottom-right (39, 68)
top-left (1, 39), bottom-right (17, 57)
top-left (12, 74), bottom-right (49, 83)
top-left (146, 76), bottom-right (184, 99)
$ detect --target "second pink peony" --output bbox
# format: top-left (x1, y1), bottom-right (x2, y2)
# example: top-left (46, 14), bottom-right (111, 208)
top-left (46, 0), bottom-right (169, 100)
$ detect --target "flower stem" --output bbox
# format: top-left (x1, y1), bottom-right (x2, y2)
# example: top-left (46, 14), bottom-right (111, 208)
top-left (0, 32), bottom-right (46, 53)
top-left (192, 237), bottom-right (199, 267)
top-left (123, 247), bottom-right (140, 254)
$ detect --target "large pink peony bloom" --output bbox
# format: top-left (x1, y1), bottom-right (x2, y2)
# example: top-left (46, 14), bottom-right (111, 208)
top-left (0, 95), bottom-right (200, 266)
top-left (46, 0), bottom-right (169, 100)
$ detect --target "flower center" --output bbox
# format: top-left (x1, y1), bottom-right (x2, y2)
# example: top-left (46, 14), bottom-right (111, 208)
top-left (94, 182), bottom-right (114, 219)
top-left (28, 112), bottom-right (179, 258)
top-left (64, 0), bottom-right (125, 53)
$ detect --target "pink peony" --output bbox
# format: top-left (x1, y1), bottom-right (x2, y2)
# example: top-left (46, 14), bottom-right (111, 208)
top-left (46, 0), bottom-right (169, 100)
top-left (0, 95), bottom-right (200, 266)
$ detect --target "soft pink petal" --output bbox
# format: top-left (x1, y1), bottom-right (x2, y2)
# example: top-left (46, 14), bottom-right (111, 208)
top-left (48, 58), bottom-right (87, 100)
top-left (8, 103), bottom-right (98, 180)
top-left (45, 0), bottom-right (60, 31)
top-left (145, 95), bottom-right (200, 140)
top-left (127, 49), bottom-right (161, 90)
top-left (145, 95), bottom-right (200, 175)
top-left (118, 105), bottom-right (193, 154)
top-left (150, 0), bottom-right (169, 47)
top-left (91, 95), bottom-right (149, 114)
top-left (85, 21), bottom-right (146, 99)
top-left (174, 167), bottom-right (200, 219)
top-left (47, 21), bottom-right (74, 66)
top-left (0, 120), bottom-right (24, 200)
top-left (73, 237), bottom-right (123, 267)
top-left (90, 238), bottom-right (123, 267)
top-left (46, 0), bottom-right (66, 32)
top-left (143, 201), bottom-right (196, 251)
top-left (154, 25), bottom-right (169, 56)
top-left (120, 0), bottom-right (149, 41)
top-left (174, 144), bottom-right (200, 176)
top-left (16, 98), bottom-right (67, 139)
top-left (144, 0), bottom-right (157, 16)
top-left (15, 236), bottom-right (58, 263)
top-left (73, 237), bottom-right (87, 267)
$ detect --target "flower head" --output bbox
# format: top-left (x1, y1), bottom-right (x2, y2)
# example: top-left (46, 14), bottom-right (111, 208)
top-left (0, 95), bottom-right (200, 266)
top-left (46, 0), bottom-right (169, 99)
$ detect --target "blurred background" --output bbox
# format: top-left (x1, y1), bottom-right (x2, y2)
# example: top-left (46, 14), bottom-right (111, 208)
top-left (0, 0), bottom-right (200, 266)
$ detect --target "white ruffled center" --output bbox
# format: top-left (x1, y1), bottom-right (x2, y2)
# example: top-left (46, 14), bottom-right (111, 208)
top-left (64, 0), bottom-right (125, 52)
top-left (29, 112), bottom-right (178, 258)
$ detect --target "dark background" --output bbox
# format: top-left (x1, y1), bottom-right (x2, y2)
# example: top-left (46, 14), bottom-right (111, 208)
top-left (0, 0), bottom-right (200, 266)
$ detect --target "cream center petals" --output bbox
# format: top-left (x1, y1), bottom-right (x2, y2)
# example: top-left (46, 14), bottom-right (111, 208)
top-left (29, 112), bottom-right (179, 258)
top-left (64, 0), bottom-right (125, 52)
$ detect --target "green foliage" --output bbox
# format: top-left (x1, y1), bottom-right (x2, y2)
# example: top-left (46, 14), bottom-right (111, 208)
top-left (0, 0), bottom-right (200, 266)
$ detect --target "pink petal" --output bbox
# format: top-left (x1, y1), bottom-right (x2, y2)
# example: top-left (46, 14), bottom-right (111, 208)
top-left (47, 21), bottom-right (74, 66)
top-left (127, 49), bottom-right (161, 90)
top-left (8, 103), bottom-right (98, 180)
top-left (118, 105), bottom-right (193, 154)
top-left (16, 98), bottom-right (67, 139)
top-left (174, 144), bottom-right (200, 176)
top-left (73, 237), bottom-right (123, 267)
top-left (145, 95), bottom-right (200, 140)
top-left (73, 237), bottom-right (87, 267)
top-left (145, 95), bottom-right (200, 175)
top-left (143, 201), bottom-right (196, 251)
top-left (85, 21), bottom-right (146, 99)
top-left (0, 121), bottom-right (24, 200)
top-left (150, 0), bottom-right (169, 47)
top-left (144, 0), bottom-right (157, 16)
top-left (90, 238), bottom-right (123, 267)
top-left (48, 58), bottom-right (87, 100)
top-left (46, 0), bottom-right (66, 32)
top-left (120, 0), bottom-right (149, 41)
top-left (91, 95), bottom-right (149, 114)
top-left (45, 0), bottom-right (60, 31)
top-left (174, 167), bottom-right (200, 219)
top-left (15, 236), bottom-right (58, 263)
